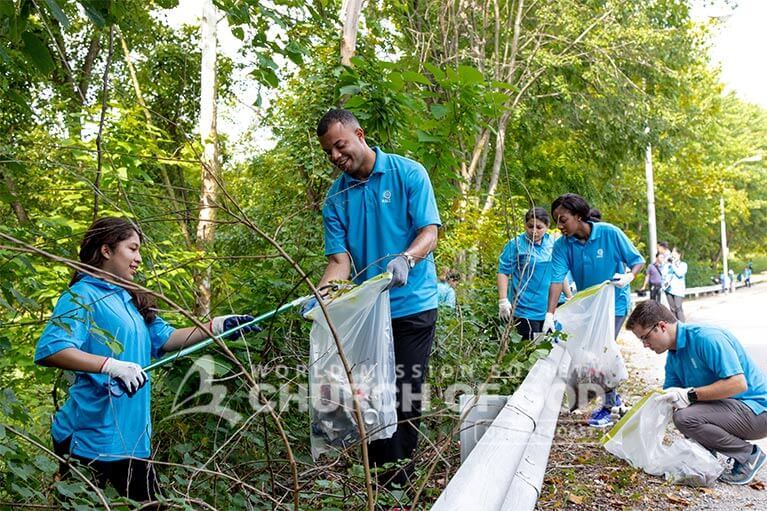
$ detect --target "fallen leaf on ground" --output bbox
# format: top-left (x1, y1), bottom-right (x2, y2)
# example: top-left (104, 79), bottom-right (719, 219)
top-left (567, 493), bottom-right (584, 505)
top-left (748, 480), bottom-right (765, 490)
top-left (665, 493), bottom-right (689, 505)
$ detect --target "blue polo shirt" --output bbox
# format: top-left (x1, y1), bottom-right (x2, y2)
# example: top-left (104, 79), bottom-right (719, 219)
top-left (498, 233), bottom-right (555, 320)
top-left (551, 222), bottom-right (644, 316)
top-left (323, 147), bottom-right (442, 318)
top-left (35, 275), bottom-right (175, 460)
top-left (664, 323), bottom-right (767, 415)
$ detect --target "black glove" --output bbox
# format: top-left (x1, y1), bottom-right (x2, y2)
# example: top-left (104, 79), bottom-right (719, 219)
top-left (211, 314), bottom-right (261, 340)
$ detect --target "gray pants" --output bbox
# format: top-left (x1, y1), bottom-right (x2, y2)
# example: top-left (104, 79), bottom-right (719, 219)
top-left (665, 293), bottom-right (685, 321)
top-left (673, 399), bottom-right (767, 463)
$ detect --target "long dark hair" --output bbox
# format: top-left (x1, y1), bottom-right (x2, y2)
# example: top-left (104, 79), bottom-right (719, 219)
top-left (551, 193), bottom-right (591, 221)
top-left (71, 217), bottom-right (157, 323)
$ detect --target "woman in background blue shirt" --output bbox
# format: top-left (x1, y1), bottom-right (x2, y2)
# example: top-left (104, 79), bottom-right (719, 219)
top-left (497, 207), bottom-right (572, 340)
top-left (35, 217), bottom-right (257, 502)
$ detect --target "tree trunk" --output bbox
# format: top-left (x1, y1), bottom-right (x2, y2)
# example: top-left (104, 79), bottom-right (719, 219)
top-left (482, 110), bottom-right (511, 214)
top-left (0, 167), bottom-right (29, 224)
top-left (340, 0), bottom-right (363, 65)
top-left (195, 0), bottom-right (220, 317)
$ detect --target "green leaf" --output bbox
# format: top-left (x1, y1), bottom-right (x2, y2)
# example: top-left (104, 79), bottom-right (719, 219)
top-left (105, 338), bottom-right (124, 355)
top-left (424, 62), bottom-right (445, 81)
top-left (416, 130), bottom-right (441, 143)
top-left (20, 32), bottom-right (54, 75)
top-left (78, 0), bottom-right (108, 28)
top-left (458, 65), bottom-right (484, 85)
top-left (430, 104), bottom-right (448, 119)
top-left (339, 84), bottom-right (361, 96)
top-left (401, 70), bottom-right (431, 85)
top-left (43, 0), bottom-right (69, 29)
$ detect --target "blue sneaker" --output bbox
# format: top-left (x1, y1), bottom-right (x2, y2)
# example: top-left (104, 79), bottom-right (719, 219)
top-left (719, 446), bottom-right (767, 485)
top-left (588, 407), bottom-right (614, 428)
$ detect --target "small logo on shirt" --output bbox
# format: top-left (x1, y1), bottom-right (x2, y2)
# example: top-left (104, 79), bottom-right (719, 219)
top-left (596, 248), bottom-right (604, 258)
top-left (382, 190), bottom-right (392, 204)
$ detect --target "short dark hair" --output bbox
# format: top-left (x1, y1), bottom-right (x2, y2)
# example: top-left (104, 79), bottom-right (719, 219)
top-left (551, 193), bottom-right (591, 221)
top-left (658, 241), bottom-right (670, 250)
top-left (626, 300), bottom-right (676, 330)
top-left (524, 206), bottom-right (550, 226)
top-left (316, 109), bottom-right (360, 137)
top-left (588, 208), bottom-right (602, 222)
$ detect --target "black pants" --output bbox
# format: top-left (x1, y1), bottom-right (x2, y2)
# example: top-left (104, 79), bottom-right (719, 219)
top-left (649, 284), bottom-right (662, 303)
top-left (53, 435), bottom-right (160, 502)
top-left (367, 308), bottom-right (437, 486)
top-left (513, 317), bottom-right (544, 341)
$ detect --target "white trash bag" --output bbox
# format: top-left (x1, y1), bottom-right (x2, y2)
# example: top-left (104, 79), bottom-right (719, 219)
top-left (306, 273), bottom-right (397, 459)
top-left (602, 391), bottom-right (723, 486)
top-left (555, 282), bottom-right (628, 410)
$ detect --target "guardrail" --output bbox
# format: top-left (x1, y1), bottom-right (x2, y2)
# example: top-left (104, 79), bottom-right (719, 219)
top-left (431, 344), bottom-right (571, 511)
top-left (633, 273), bottom-right (765, 303)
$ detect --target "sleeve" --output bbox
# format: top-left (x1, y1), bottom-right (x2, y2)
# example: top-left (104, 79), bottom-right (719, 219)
top-left (614, 228), bottom-right (645, 267)
top-left (322, 186), bottom-right (348, 257)
top-left (550, 239), bottom-right (569, 283)
top-left (697, 330), bottom-right (745, 380)
top-left (498, 241), bottom-right (516, 275)
top-left (35, 290), bottom-right (91, 363)
top-left (407, 165), bottom-right (442, 230)
top-left (150, 316), bottom-right (177, 359)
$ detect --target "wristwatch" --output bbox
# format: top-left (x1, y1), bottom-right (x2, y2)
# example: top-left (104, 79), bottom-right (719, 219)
top-left (687, 388), bottom-right (698, 404)
top-left (403, 252), bottom-right (416, 269)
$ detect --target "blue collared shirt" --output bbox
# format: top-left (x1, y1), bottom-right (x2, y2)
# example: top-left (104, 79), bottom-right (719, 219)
top-left (437, 282), bottom-right (456, 308)
top-left (664, 322), bottom-right (767, 415)
top-left (551, 222), bottom-right (644, 316)
top-left (35, 275), bottom-right (175, 460)
top-left (498, 232), bottom-right (555, 320)
top-left (323, 147), bottom-right (442, 318)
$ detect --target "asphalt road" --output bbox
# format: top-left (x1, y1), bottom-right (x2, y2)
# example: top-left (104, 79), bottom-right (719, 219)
top-left (684, 284), bottom-right (767, 375)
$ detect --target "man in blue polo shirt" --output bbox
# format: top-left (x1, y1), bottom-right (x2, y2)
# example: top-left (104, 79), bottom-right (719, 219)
top-left (312, 108), bottom-right (441, 486)
top-left (627, 300), bottom-right (767, 485)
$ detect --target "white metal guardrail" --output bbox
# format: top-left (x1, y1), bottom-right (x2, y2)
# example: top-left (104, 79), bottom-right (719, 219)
top-left (432, 344), bottom-right (571, 511)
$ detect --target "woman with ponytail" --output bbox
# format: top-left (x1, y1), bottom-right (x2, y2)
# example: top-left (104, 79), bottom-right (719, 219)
top-left (35, 217), bottom-right (258, 502)
top-left (544, 194), bottom-right (644, 428)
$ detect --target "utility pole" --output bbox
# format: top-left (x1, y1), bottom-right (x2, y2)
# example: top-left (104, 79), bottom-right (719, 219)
top-left (644, 130), bottom-right (657, 261)
top-left (720, 196), bottom-right (728, 290)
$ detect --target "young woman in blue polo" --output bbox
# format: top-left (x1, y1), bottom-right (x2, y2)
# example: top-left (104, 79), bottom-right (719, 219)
top-left (544, 194), bottom-right (645, 428)
top-left (497, 207), bottom-right (572, 340)
top-left (35, 217), bottom-right (257, 501)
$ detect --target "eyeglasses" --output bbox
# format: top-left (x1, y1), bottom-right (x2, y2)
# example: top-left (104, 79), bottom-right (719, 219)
top-left (638, 322), bottom-right (659, 343)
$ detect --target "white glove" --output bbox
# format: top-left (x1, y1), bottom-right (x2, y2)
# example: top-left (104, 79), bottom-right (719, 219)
top-left (101, 358), bottom-right (147, 396)
top-left (542, 312), bottom-right (556, 333)
top-left (612, 272), bottom-right (635, 288)
top-left (662, 387), bottom-right (692, 409)
top-left (498, 298), bottom-right (512, 321)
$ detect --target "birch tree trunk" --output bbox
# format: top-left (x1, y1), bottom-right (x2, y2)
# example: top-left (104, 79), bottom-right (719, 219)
top-left (340, 0), bottom-right (363, 66)
top-left (195, 0), bottom-right (219, 317)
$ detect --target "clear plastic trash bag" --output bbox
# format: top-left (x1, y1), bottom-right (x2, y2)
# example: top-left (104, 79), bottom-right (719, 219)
top-left (602, 391), bottom-right (723, 486)
top-left (305, 273), bottom-right (397, 459)
top-left (556, 282), bottom-right (628, 410)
